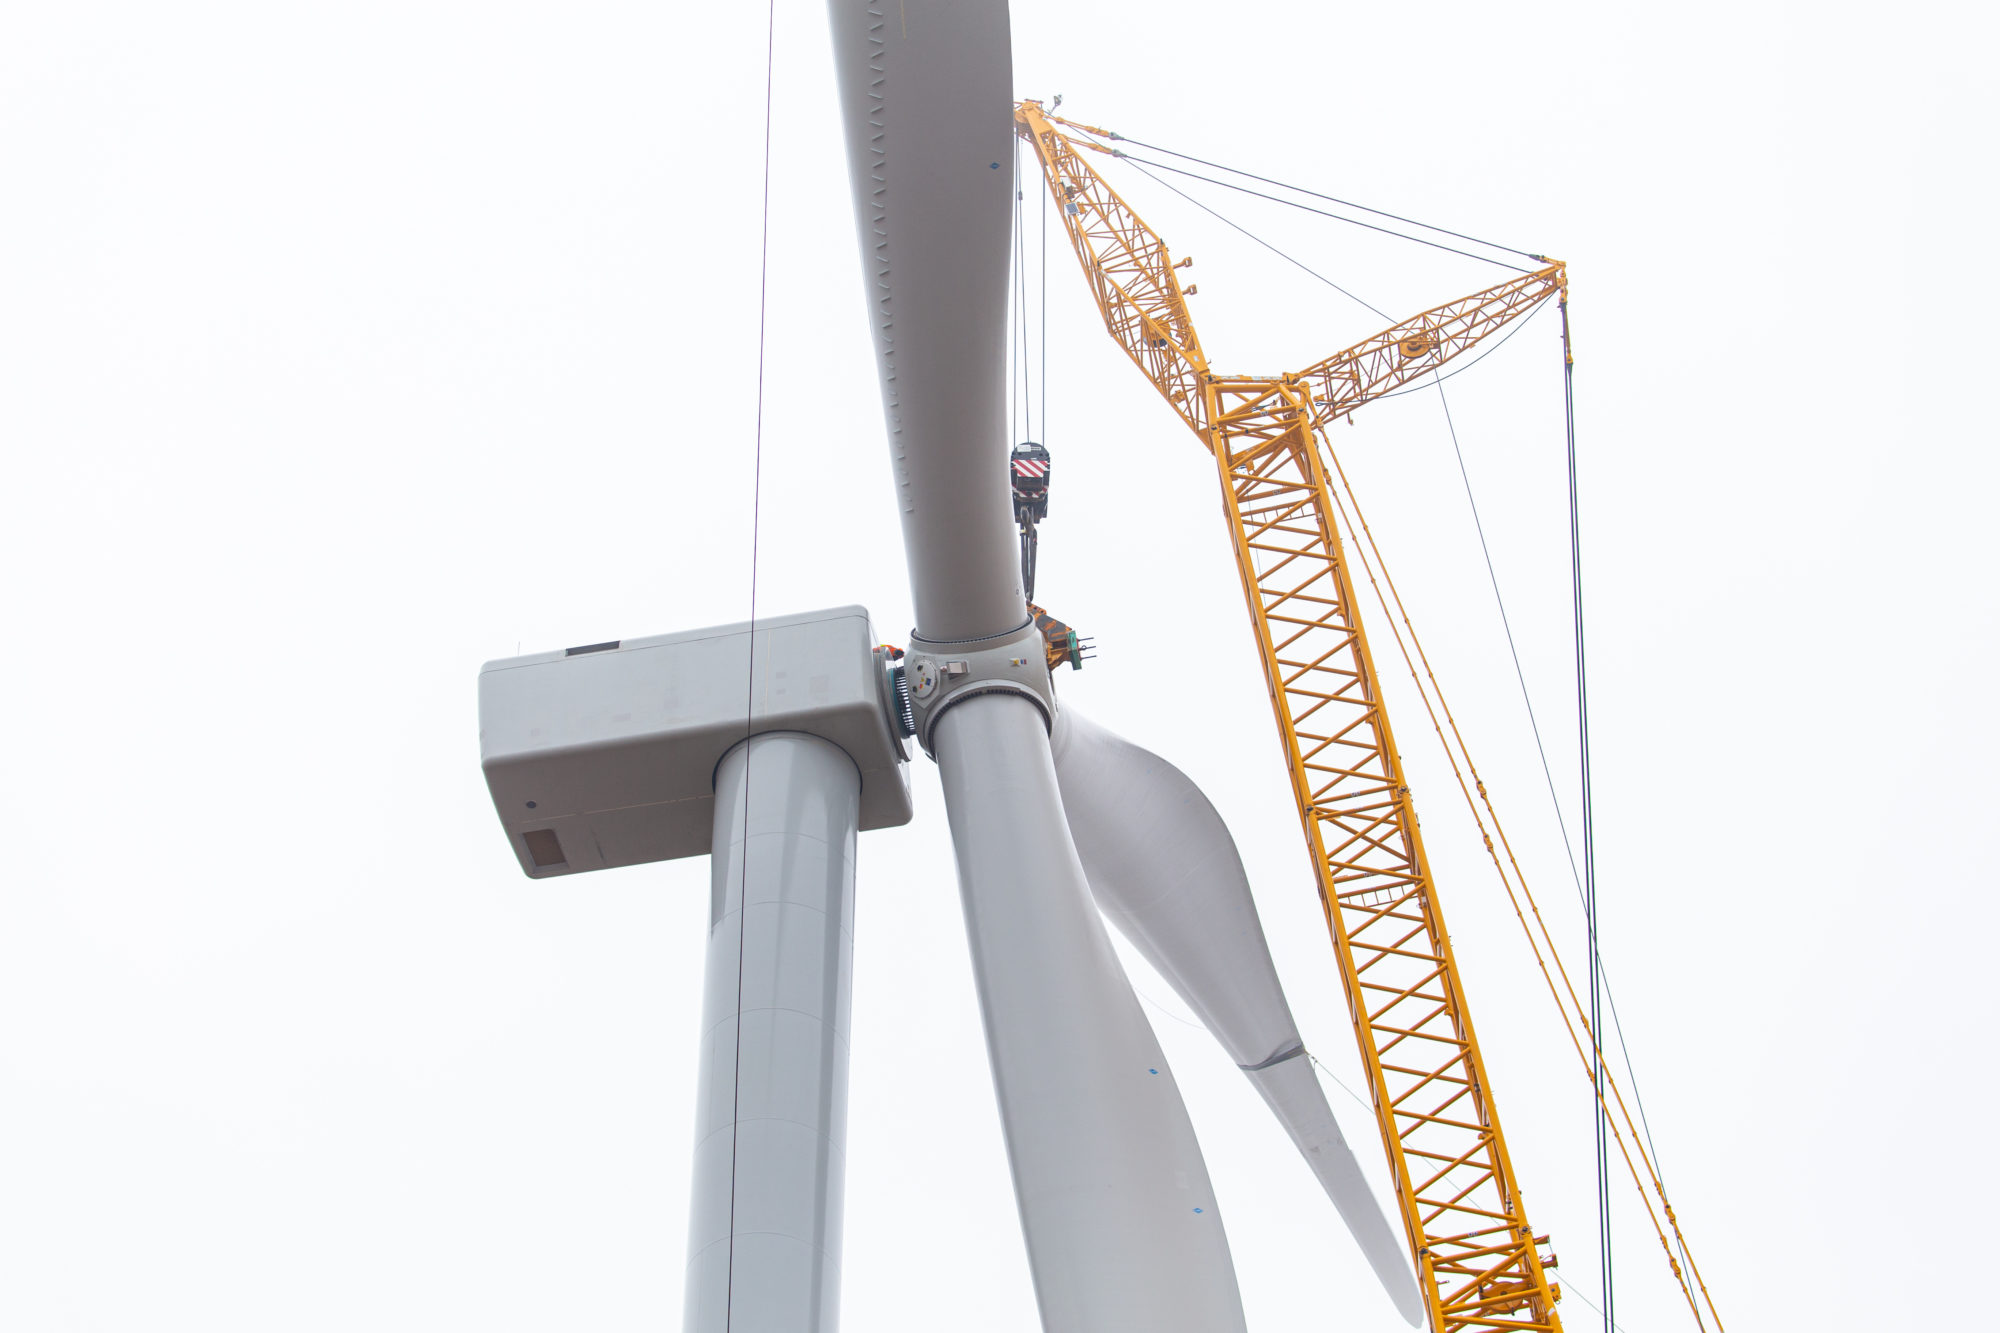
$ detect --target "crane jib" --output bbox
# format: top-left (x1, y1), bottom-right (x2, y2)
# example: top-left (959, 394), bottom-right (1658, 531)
top-left (1017, 96), bottom-right (1569, 1333)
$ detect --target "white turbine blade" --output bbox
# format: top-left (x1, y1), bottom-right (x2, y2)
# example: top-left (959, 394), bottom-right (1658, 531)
top-left (827, 4), bottom-right (1251, 1328)
top-left (937, 696), bottom-right (1248, 1332)
top-left (1246, 1057), bottom-right (1426, 1328)
top-left (1050, 706), bottom-right (1424, 1325)
top-left (827, 0), bottom-right (1023, 640)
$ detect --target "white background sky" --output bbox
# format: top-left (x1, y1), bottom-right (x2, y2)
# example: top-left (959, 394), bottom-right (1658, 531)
top-left (3, 2), bottom-right (1994, 1329)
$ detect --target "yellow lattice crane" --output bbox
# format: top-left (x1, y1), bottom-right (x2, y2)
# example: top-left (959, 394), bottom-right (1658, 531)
top-left (1016, 99), bottom-right (1571, 1333)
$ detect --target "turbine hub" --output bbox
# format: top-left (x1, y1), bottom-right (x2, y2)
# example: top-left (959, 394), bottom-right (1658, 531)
top-left (904, 617), bottom-right (1057, 756)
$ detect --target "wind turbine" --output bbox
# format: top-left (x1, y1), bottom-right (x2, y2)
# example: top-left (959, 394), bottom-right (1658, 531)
top-left (824, 1), bottom-right (1422, 1327)
top-left (481, 4), bottom-right (1423, 1329)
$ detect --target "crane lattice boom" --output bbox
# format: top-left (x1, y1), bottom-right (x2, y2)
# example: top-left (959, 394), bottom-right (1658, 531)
top-left (1018, 99), bottom-right (1567, 1333)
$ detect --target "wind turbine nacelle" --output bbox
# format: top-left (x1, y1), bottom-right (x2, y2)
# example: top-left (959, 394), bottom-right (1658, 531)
top-left (478, 605), bottom-right (913, 879)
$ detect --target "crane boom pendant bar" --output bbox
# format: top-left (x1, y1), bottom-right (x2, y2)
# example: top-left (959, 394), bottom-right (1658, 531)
top-left (1017, 99), bottom-right (1567, 1332)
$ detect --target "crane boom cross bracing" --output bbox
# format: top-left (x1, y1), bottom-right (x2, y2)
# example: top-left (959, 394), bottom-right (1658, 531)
top-left (1017, 100), bottom-right (1569, 1333)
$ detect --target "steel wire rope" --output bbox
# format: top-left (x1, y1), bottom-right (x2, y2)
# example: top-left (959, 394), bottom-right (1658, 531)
top-left (1432, 367), bottom-right (1708, 1328)
top-left (723, 1), bottom-right (779, 1326)
top-left (1056, 116), bottom-right (1543, 262)
top-left (1057, 118), bottom-right (1531, 273)
top-left (1010, 146), bottom-right (1023, 446)
top-left (1563, 313), bottom-right (1617, 1333)
top-left (1117, 153), bottom-right (1532, 274)
top-left (1014, 140), bottom-right (1035, 445)
top-left (1118, 158), bottom-right (1390, 321)
top-left (1565, 1284), bottom-right (1634, 1333)
top-left (1307, 1051), bottom-right (1374, 1116)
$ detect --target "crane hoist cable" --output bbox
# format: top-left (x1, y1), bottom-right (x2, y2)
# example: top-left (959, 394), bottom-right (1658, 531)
top-left (1008, 138), bottom-right (1090, 673)
top-left (1018, 98), bottom-right (1724, 1333)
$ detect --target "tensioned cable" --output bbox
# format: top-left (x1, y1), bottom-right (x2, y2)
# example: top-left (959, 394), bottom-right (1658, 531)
top-left (1432, 357), bottom-right (1701, 1319)
top-left (1562, 306), bottom-right (1616, 1333)
top-left (1565, 1284), bottom-right (1633, 1333)
top-left (1014, 140), bottom-right (1036, 445)
top-left (1010, 146), bottom-right (1023, 446)
top-left (723, 2), bottom-right (778, 1327)
top-left (1095, 129), bottom-right (1542, 262)
top-left (1117, 152), bottom-right (1532, 274)
top-left (1434, 370), bottom-right (1638, 1331)
top-left (1120, 159), bottom-right (1389, 321)
top-left (1059, 117), bottom-right (1531, 273)
top-left (1307, 1051), bottom-right (1373, 1116)
top-left (1041, 171), bottom-right (1049, 446)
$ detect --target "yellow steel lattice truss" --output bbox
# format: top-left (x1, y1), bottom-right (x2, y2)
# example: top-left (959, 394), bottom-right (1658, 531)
top-left (1017, 100), bottom-right (1570, 1333)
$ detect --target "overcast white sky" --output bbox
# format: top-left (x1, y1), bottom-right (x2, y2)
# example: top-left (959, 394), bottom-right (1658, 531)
top-left (3, 2), bottom-right (1994, 1329)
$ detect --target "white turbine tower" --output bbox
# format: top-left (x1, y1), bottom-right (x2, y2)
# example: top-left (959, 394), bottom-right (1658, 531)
top-left (825, 2), bottom-right (1422, 1328)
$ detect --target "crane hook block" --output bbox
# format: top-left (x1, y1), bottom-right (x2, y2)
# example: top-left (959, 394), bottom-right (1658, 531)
top-left (1010, 440), bottom-right (1051, 522)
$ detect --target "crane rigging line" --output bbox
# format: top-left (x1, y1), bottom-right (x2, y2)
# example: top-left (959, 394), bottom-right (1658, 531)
top-left (1014, 145), bottom-right (1035, 444)
top-left (1073, 121), bottom-right (1545, 262)
top-left (1055, 117), bottom-right (1534, 273)
top-left (1565, 1284), bottom-right (1634, 1333)
top-left (1563, 306), bottom-right (1617, 1333)
top-left (1118, 157), bottom-right (1389, 321)
top-left (723, 0), bottom-right (779, 1328)
top-left (1434, 374), bottom-right (1607, 1331)
top-left (1010, 147), bottom-right (1022, 445)
top-left (1432, 363), bottom-right (1704, 1320)
top-left (1118, 152), bottom-right (1534, 274)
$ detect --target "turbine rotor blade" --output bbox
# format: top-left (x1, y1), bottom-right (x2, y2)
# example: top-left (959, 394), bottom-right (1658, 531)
top-left (827, 5), bottom-right (1251, 1328)
top-left (827, 0), bottom-right (1023, 639)
top-left (936, 696), bottom-right (1249, 1332)
top-left (1050, 706), bottom-right (1425, 1326)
